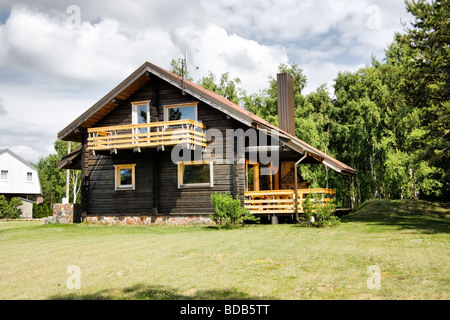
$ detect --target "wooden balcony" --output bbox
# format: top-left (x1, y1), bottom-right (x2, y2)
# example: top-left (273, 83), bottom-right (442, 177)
top-left (87, 119), bottom-right (206, 152)
top-left (244, 188), bottom-right (336, 215)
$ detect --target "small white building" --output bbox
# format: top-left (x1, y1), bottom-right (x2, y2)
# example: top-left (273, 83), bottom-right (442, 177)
top-left (0, 149), bottom-right (42, 218)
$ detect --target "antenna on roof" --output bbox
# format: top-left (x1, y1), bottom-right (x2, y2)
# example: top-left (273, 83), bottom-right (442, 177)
top-left (181, 50), bottom-right (187, 95)
top-left (180, 50), bottom-right (198, 96)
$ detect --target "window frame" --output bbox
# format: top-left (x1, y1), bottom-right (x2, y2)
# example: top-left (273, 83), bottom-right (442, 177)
top-left (177, 161), bottom-right (214, 189)
top-left (164, 102), bottom-right (198, 122)
top-left (0, 170), bottom-right (8, 181)
top-left (26, 172), bottom-right (33, 183)
top-left (132, 100), bottom-right (151, 132)
top-left (114, 164), bottom-right (136, 191)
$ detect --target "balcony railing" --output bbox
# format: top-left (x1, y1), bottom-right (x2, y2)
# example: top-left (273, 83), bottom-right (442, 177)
top-left (87, 119), bottom-right (206, 152)
top-left (244, 188), bottom-right (336, 215)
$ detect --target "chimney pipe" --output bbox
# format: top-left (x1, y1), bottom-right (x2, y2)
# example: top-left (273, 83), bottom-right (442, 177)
top-left (277, 73), bottom-right (295, 136)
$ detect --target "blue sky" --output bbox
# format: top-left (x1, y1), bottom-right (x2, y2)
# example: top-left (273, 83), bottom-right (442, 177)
top-left (0, 0), bottom-right (413, 163)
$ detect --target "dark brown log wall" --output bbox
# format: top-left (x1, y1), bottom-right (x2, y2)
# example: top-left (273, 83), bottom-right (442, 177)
top-left (84, 77), bottom-right (246, 216)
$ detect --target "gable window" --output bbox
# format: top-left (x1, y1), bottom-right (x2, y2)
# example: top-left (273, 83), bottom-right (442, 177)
top-left (114, 164), bottom-right (136, 190)
top-left (165, 102), bottom-right (198, 122)
top-left (132, 101), bottom-right (151, 133)
top-left (27, 172), bottom-right (33, 182)
top-left (0, 170), bottom-right (8, 181)
top-left (177, 161), bottom-right (213, 188)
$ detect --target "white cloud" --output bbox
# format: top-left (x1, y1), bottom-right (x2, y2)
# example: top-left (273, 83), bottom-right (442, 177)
top-left (0, 97), bottom-right (6, 115)
top-left (174, 24), bottom-right (288, 94)
top-left (0, 3), bottom-right (291, 161)
top-left (2, 145), bottom-right (42, 165)
top-left (0, 0), bottom-right (415, 162)
top-left (0, 6), bottom-right (180, 86)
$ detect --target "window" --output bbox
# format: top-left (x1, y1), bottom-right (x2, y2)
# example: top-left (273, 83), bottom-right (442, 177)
top-left (0, 170), bottom-right (8, 181)
top-left (177, 161), bottom-right (213, 188)
top-left (114, 164), bottom-right (136, 190)
top-left (132, 101), bottom-right (151, 133)
top-left (27, 172), bottom-right (33, 182)
top-left (165, 102), bottom-right (198, 122)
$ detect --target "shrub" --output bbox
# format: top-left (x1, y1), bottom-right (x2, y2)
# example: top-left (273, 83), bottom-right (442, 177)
top-left (33, 203), bottom-right (53, 218)
top-left (210, 192), bottom-right (259, 229)
top-left (302, 194), bottom-right (339, 227)
top-left (0, 195), bottom-right (23, 219)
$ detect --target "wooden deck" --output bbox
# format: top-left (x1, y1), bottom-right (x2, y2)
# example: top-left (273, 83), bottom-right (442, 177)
top-left (87, 119), bottom-right (206, 152)
top-left (244, 188), bottom-right (336, 215)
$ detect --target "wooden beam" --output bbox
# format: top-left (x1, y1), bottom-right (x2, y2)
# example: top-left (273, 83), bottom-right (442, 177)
top-left (274, 168), bottom-right (280, 190)
top-left (110, 98), bottom-right (126, 104)
top-left (294, 155), bottom-right (307, 222)
top-left (254, 162), bottom-right (260, 192)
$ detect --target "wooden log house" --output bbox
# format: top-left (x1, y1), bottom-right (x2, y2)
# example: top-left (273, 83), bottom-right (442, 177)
top-left (57, 62), bottom-right (356, 224)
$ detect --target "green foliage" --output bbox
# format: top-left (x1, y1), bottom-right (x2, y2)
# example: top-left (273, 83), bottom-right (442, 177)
top-left (170, 58), bottom-right (194, 82)
top-left (32, 203), bottom-right (53, 218)
top-left (187, 1), bottom-right (449, 206)
top-left (34, 140), bottom-right (81, 206)
top-left (197, 72), bottom-right (242, 105)
top-left (242, 63), bottom-right (307, 127)
top-left (210, 192), bottom-right (259, 229)
top-left (237, 1), bottom-right (448, 204)
top-left (302, 194), bottom-right (339, 227)
top-left (0, 195), bottom-right (23, 219)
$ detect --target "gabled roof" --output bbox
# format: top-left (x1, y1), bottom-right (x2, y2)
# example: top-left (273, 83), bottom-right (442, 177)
top-left (0, 148), bottom-right (38, 172)
top-left (58, 62), bottom-right (355, 175)
top-left (57, 144), bottom-right (82, 170)
top-left (0, 148), bottom-right (42, 195)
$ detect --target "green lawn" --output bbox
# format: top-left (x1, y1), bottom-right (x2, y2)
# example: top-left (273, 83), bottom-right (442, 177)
top-left (0, 199), bottom-right (449, 300)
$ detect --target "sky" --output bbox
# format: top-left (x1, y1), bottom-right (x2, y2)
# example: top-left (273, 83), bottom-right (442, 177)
top-left (0, 0), bottom-right (414, 164)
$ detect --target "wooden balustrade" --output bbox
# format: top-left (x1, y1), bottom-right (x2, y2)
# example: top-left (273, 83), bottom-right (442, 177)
top-left (244, 188), bottom-right (336, 215)
top-left (87, 119), bottom-right (206, 152)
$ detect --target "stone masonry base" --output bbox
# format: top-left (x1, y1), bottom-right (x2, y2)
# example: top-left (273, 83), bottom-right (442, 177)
top-left (84, 215), bottom-right (214, 226)
top-left (51, 203), bottom-right (214, 225)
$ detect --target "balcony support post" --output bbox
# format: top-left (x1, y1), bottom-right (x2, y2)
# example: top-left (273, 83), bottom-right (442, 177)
top-left (294, 154), bottom-right (307, 223)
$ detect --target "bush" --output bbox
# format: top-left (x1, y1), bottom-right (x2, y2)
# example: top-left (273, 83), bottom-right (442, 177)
top-left (0, 195), bottom-right (23, 219)
top-left (302, 194), bottom-right (339, 227)
top-left (33, 203), bottom-right (53, 218)
top-left (210, 192), bottom-right (259, 229)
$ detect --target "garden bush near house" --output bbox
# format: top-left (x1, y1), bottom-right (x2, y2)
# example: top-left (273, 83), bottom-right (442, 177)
top-left (33, 203), bottom-right (53, 218)
top-left (210, 192), bottom-right (260, 229)
top-left (302, 194), bottom-right (339, 227)
top-left (0, 195), bottom-right (23, 219)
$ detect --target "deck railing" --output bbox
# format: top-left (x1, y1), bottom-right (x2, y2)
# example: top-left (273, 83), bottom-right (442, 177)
top-left (87, 119), bottom-right (206, 152)
top-left (244, 188), bottom-right (336, 215)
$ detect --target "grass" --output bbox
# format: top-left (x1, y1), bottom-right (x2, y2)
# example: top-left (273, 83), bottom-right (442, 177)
top-left (0, 199), bottom-right (448, 300)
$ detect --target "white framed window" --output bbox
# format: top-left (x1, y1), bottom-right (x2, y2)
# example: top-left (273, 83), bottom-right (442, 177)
top-left (114, 164), bottom-right (136, 190)
top-left (177, 161), bottom-right (213, 188)
top-left (164, 102), bottom-right (198, 122)
top-left (26, 172), bottom-right (33, 182)
top-left (132, 100), bottom-right (151, 133)
top-left (0, 170), bottom-right (8, 181)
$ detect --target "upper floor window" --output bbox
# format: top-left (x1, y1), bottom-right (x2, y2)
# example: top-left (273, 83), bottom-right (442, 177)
top-left (0, 170), bottom-right (8, 181)
top-left (27, 172), bottom-right (33, 182)
top-left (164, 102), bottom-right (198, 122)
top-left (132, 101), bottom-right (151, 133)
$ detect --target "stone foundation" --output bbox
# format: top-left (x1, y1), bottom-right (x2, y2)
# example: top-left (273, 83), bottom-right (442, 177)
top-left (50, 203), bottom-right (78, 224)
top-left (84, 215), bottom-right (214, 226)
top-left (48, 204), bottom-right (214, 226)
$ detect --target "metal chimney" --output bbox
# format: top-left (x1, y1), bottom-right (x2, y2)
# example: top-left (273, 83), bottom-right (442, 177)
top-left (277, 73), bottom-right (295, 136)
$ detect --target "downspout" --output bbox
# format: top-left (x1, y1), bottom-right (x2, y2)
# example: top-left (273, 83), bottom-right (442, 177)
top-left (294, 154), bottom-right (307, 223)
